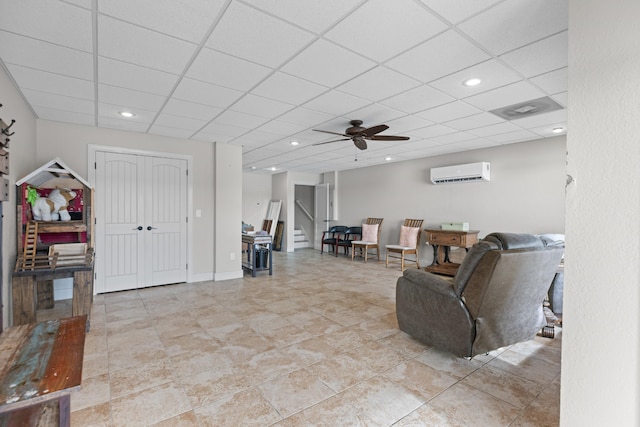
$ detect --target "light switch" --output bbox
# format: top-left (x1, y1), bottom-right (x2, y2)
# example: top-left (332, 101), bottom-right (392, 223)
top-left (195, 209), bottom-right (202, 217)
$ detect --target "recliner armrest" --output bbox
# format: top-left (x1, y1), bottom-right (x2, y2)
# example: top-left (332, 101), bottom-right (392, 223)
top-left (401, 269), bottom-right (456, 298)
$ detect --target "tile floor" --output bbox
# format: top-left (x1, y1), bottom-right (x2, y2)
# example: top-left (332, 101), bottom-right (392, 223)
top-left (43, 248), bottom-right (561, 426)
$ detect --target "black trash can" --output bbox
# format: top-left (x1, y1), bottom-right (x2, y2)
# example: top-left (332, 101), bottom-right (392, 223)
top-left (255, 247), bottom-right (269, 269)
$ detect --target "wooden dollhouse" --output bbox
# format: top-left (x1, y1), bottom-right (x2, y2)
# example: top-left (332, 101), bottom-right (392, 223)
top-left (12, 158), bottom-right (94, 328)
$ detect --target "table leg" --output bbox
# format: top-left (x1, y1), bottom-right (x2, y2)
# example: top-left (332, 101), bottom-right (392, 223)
top-left (58, 394), bottom-right (71, 427)
top-left (12, 275), bottom-right (37, 326)
top-left (268, 243), bottom-right (273, 275)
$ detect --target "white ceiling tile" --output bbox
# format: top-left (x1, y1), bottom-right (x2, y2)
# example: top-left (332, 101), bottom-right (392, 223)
top-left (148, 125), bottom-right (195, 139)
top-left (98, 85), bottom-right (166, 112)
top-left (464, 81), bottom-right (546, 111)
top-left (488, 129), bottom-right (538, 143)
top-left (410, 124), bottom-right (457, 139)
top-left (466, 121), bottom-right (523, 138)
top-left (257, 120), bottom-right (308, 137)
top-left (442, 112), bottom-right (504, 131)
top-left (386, 30), bottom-right (491, 83)
top-left (384, 116), bottom-right (434, 133)
top-left (98, 57), bottom-right (178, 96)
top-left (429, 131), bottom-right (477, 145)
top-left (529, 122), bottom-right (567, 137)
top-left (459, 0), bottom-right (568, 55)
top-left (63, 0), bottom-right (91, 9)
top-left (381, 85), bottom-right (454, 114)
top-left (99, 0), bottom-right (227, 43)
top-left (276, 107), bottom-right (335, 128)
top-left (6, 64), bottom-right (94, 100)
top-left (98, 116), bottom-right (151, 133)
top-left (153, 113), bottom-right (207, 131)
top-left (98, 15), bottom-right (197, 74)
top-left (162, 99), bottom-right (223, 121)
top-left (281, 39), bottom-right (376, 88)
top-left (33, 106), bottom-right (94, 126)
top-left (186, 47), bottom-right (272, 92)
top-left (344, 104), bottom-right (407, 127)
top-left (231, 94), bottom-right (294, 119)
top-left (243, 0), bottom-right (362, 34)
top-left (206, 2), bottom-right (314, 68)
top-left (98, 103), bottom-right (154, 124)
top-left (415, 101), bottom-right (482, 123)
top-left (500, 32), bottom-right (568, 78)
top-left (190, 130), bottom-right (232, 143)
top-left (552, 92), bottom-right (568, 107)
top-left (172, 78), bottom-right (243, 109)
top-left (199, 121), bottom-right (248, 139)
top-left (0, 1), bottom-right (92, 51)
top-left (337, 66), bottom-right (422, 102)
top-left (420, 0), bottom-right (503, 24)
top-left (0, 31), bottom-right (93, 80)
top-left (324, 0), bottom-right (448, 62)
top-left (213, 110), bottom-right (269, 130)
top-left (23, 89), bottom-right (94, 115)
top-left (508, 109), bottom-right (567, 128)
top-left (428, 59), bottom-right (522, 99)
top-left (530, 68), bottom-right (568, 95)
top-left (302, 91), bottom-right (371, 116)
top-left (251, 72), bottom-right (327, 105)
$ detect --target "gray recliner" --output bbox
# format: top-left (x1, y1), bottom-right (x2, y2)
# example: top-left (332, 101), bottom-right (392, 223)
top-left (395, 232), bottom-right (564, 358)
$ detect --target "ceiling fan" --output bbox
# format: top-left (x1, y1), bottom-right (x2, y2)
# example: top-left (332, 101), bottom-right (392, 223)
top-left (312, 120), bottom-right (409, 150)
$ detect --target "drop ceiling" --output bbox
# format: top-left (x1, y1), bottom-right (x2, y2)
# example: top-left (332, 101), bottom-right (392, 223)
top-left (0, 0), bottom-right (568, 174)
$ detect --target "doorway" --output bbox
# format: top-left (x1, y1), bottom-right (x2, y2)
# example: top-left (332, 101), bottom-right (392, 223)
top-left (91, 147), bottom-right (190, 293)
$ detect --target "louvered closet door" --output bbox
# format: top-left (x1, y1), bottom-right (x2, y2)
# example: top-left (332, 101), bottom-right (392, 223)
top-left (95, 152), bottom-right (187, 293)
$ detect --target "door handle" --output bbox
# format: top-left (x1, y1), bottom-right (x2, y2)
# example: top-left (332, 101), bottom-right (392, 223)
top-left (147, 226), bottom-right (157, 231)
top-left (133, 226), bottom-right (143, 231)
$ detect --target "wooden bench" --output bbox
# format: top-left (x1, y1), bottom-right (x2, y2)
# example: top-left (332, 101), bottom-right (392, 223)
top-left (0, 315), bottom-right (87, 427)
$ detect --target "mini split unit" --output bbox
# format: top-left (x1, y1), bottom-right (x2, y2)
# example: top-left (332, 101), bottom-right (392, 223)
top-left (430, 162), bottom-right (491, 184)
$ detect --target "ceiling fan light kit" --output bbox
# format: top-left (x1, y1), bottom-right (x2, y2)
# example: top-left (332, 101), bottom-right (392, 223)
top-left (312, 120), bottom-right (410, 151)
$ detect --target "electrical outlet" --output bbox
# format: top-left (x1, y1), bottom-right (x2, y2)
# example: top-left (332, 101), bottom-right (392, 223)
top-left (230, 252), bottom-right (235, 260)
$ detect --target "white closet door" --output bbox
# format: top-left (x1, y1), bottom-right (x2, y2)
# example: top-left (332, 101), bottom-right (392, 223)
top-left (95, 151), bottom-right (187, 293)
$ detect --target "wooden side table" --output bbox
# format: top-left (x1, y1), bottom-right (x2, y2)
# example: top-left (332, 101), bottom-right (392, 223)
top-left (424, 229), bottom-right (479, 276)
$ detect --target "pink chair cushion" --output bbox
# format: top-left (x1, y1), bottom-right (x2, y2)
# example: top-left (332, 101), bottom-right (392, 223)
top-left (361, 223), bottom-right (379, 242)
top-left (399, 225), bottom-right (419, 248)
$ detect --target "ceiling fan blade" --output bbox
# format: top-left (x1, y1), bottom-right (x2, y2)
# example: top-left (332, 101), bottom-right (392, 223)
top-left (368, 135), bottom-right (410, 141)
top-left (361, 124), bottom-right (389, 137)
top-left (353, 137), bottom-right (368, 150)
top-left (312, 138), bottom-right (351, 146)
top-left (312, 129), bottom-right (349, 137)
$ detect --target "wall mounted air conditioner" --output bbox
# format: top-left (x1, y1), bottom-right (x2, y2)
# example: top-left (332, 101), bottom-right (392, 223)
top-left (430, 162), bottom-right (491, 184)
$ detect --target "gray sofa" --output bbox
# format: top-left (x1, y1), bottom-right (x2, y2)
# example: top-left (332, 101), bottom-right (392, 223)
top-left (395, 232), bottom-right (564, 358)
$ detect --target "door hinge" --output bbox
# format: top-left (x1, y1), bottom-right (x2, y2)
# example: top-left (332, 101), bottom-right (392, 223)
top-left (94, 162), bottom-right (97, 169)
top-left (186, 263), bottom-right (188, 270)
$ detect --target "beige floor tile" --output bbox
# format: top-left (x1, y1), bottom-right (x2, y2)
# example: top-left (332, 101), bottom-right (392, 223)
top-left (393, 403), bottom-right (467, 426)
top-left (81, 352), bottom-right (109, 380)
top-left (343, 340), bottom-right (407, 373)
top-left (280, 337), bottom-right (338, 367)
top-left (70, 373), bottom-right (110, 412)
top-left (110, 382), bottom-right (191, 427)
top-left (239, 347), bottom-right (301, 386)
top-left (510, 376), bottom-right (561, 427)
top-left (194, 387), bottom-right (283, 427)
top-left (307, 352), bottom-right (377, 393)
top-left (275, 395), bottom-right (378, 427)
top-left (488, 347), bottom-right (560, 386)
top-left (338, 375), bottom-right (426, 425)
top-left (70, 401), bottom-right (111, 427)
top-left (161, 330), bottom-right (219, 357)
top-left (151, 410), bottom-right (200, 427)
top-left (414, 348), bottom-right (484, 379)
top-left (170, 346), bottom-right (233, 379)
top-left (257, 368), bottom-right (336, 418)
top-left (429, 382), bottom-right (521, 427)
top-left (319, 326), bottom-right (373, 351)
top-left (461, 363), bottom-right (546, 409)
top-left (109, 358), bottom-right (176, 399)
top-left (180, 362), bottom-right (253, 409)
top-left (378, 330), bottom-right (430, 358)
top-left (383, 359), bottom-right (458, 400)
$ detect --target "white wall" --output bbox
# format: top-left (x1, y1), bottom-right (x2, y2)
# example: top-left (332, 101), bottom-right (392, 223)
top-left (242, 173), bottom-right (272, 230)
top-left (563, 1), bottom-right (640, 425)
top-left (36, 120), bottom-right (216, 277)
top-left (0, 66), bottom-right (37, 329)
top-left (337, 137), bottom-right (566, 265)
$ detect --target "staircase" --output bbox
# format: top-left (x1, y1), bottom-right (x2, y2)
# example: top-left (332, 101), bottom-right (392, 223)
top-left (293, 227), bottom-right (310, 249)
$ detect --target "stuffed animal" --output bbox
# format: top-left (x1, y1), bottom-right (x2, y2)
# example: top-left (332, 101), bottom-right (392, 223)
top-left (30, 188), bottom-right (77, 221)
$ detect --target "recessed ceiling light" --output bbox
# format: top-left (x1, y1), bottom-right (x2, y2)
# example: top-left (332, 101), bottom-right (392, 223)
top-left (250, 166), bottom-right (257, 170)
top-left (269, 167), bottom-right (277, 171)
top-left (290, 141), bottom-right (299, 146)
top-left (385, 156), bottom-right (392, 161)
top-left (462, 78), bottom-right (482, 87)
top-left (552, 127), bottom-right (564, 133)
top-left (119, 111), bottom-right (135, 118)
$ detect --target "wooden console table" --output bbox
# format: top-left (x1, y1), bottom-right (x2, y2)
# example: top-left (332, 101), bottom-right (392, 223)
top-left (424, 229), bottom-right (479, 276)
top-left (0, 315), bottom-right (87, 427)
